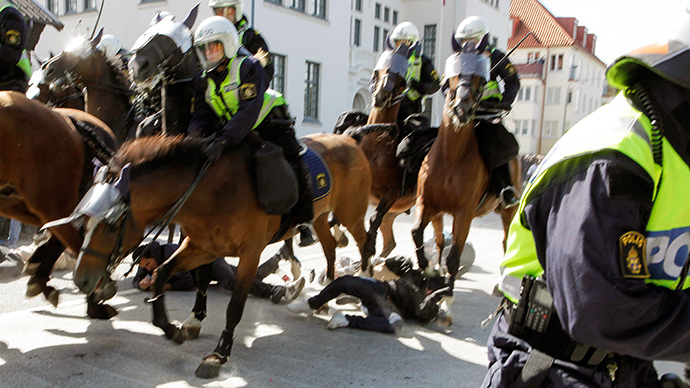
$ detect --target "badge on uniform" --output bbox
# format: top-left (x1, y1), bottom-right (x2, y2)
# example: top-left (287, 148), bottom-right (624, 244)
top-left (5, 30), bottom-right (20, 45)
top-left (618, 231), bottom-right (650, 279)
top-left (240, 83), bottom-right (257, 100)
top-left (505, 63), bottom-right (517, 75)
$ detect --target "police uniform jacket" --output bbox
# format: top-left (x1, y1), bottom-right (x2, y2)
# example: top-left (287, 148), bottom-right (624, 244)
top-left (0, 4), bottom-right (27, 78)
top-left (188, 54), bottom-right (269, 147)
top-left (386, 272), bottom-right (442, 323)
top-left (235, 15), bottom-right (274, 79)
top-left (487, 46), bottom-right (520, 106)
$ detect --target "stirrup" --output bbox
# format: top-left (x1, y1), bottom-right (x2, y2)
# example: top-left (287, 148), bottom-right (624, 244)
top-left (499, 186), bottom-right (520, 209)
top-left (297, 223), bottom-right (318, 247)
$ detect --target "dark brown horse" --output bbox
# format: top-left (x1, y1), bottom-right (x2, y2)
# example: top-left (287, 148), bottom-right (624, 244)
top-left (0, 91), bottom-right (118, 317)
top-left (69, 133), bottom-right (372, 378)
top-left (42, 29), bottom-right (136, 143)
top-left (411, 41), bottom-right (521, 296)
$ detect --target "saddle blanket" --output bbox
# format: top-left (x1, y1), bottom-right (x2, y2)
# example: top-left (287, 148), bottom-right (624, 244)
top-left (302, 146), bottom-right (331, 201)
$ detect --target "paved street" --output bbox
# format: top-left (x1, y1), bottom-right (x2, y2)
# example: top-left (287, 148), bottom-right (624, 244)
top-left (0, 212), bottom-right (685, 387)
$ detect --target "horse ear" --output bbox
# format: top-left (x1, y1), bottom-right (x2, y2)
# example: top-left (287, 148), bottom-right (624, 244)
top-left (183, 3), bottom-right (200, 30)
top-left (384, 32), bottom-right (394, 51)
top-left (451, 32), bottom-right (462, 53)
top-left (113, 163), bottom-right (131, 196)
top-left (91, 27), bottom-right (104, 49)
top-left (475, 33), bottom-right (490, 54)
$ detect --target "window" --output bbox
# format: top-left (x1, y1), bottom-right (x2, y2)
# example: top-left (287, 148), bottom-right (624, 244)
top-left (392, 10), bottom-right (398, 25)
top-left (266, 0), bottom-right (283, 3)
top-left (270, 54), bottom-right (286, 95)
top-left (383, 29), bottom-right (389, 44)
top-left (546, 87), bottom-right (561, 105)
top-left (550, 54), bottom-right (563, 71)
top-left (423, 25), bottom-right (436, 62)
top-left (384, 7), bottom-right (389, 22)
top-left (514, 119), bottom-right (531, 136)
top-left (47, 0), bottom-right (58, 13)
top-left (355, 0), bottom-right (362, 11)
top-left (313, 0), bottom-right (326, 18)
top-left (375, 3), bottom-right (381, 19)
top-left (65, 0), bottom-right (77, 13)
top-left (290, 0), bottom-right (305, 11)
top-left (527, 51), bottom-right (540, 63)
top-left (517, 86), bottom-right (532, 102)
top-left (84, 0), bottom-right (97, 10)
top-left (353, 19), bottom-right (361, 47)
top-left (305, 61), bottom-right (320, 120)
top-left (373, 26), bottom-right (380, 52)
top-left (543, 120), bottom-right (559, 138)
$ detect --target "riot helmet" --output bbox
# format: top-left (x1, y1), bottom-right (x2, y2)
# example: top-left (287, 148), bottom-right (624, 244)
top-left (97, 34), bottom-right (124, 59)
top-left (455, 16), bottom-right (488, 43)
top-left (209, 0), bottom-right (243, 23)
top-left (390, 22), bottom-right (420, 48)
top-left (193, 16), bottom-right (240, 70)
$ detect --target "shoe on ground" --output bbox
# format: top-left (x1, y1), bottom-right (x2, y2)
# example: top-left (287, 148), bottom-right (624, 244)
top-left (270, 286), bottom-right (287, 304)
top-left (499, 186), bottom-right (520, 208)
top-left (297, 224), bottom-right (318, 247)
top-left (285, 276), bottom-right (306, 302)
top-left (327, 311), bottom-right (349, 330)
top-left (287, 299), bottom-right (313, 315)
top-left (388, 312), bottom-right (403, 333)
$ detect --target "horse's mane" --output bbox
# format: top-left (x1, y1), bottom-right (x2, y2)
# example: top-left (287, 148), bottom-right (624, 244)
top-left (103, 54), bottom-right (132, 94)
top-left (111, 135), bottom-right (206, 177)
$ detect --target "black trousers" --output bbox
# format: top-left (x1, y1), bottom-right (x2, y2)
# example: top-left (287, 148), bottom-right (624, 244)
top-left (307, 276), bottom-right (398, 333)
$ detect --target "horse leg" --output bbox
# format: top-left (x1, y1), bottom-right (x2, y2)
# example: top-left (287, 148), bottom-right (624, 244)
top-left (182, 262), bottom-right (213, 340)
top-left (313, 214), bottom-right (338, 281)
top-left (196, 246), bottom-right (262, 379)
top-left (431, 214), bottom-right (445, 270)
top-left (411, 204), bottom-right (434, 271)
top-left (24, 236), bottom-right (63, 307)
top-left (367, 198), bottom-right (395, 256)
top-left (378, 212), bottom-right (399, 258)
top-left (447, 211), bottom-right (474, 285)
top-left (328, 214), bottom-right (349, 248)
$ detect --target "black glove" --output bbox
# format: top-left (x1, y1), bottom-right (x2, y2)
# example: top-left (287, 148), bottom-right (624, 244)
top-left (205, 138), bottom-right (227, 161)
top-left (408, 79), bottom-right (422, 92)
top-left (496, 101), bottom-right (512, 111)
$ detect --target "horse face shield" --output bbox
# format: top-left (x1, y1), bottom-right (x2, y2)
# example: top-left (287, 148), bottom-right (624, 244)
top-left (372, 47), bottom-right (411, 108)
top-left (443, 49), bottom-right (489, 124)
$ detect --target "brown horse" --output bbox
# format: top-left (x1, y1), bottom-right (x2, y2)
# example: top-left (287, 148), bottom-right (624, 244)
top-left (26, 64), bottom-right (84, 110)
top-left (69, 133), bottom-right (372, 378)
top-left (411, 41), bottom-right (521, 295)
top-left (342, 42), bottom-right (437, 258)
top-left (0, 91), bottom-right (118, 317)
top-left (42, 29), bottom-right (136, 143)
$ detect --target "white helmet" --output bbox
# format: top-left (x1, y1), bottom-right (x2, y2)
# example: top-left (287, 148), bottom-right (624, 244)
top-left (97, 34), bottom-right (124, 58)
top-left (209, 0), bottom-right (243, 19)
top-left (390, 22), bottom-right (420, 46)
top-left (193, 16), bottom-right (240, 70)
top-left (455, 16), bottom-right (488, 42)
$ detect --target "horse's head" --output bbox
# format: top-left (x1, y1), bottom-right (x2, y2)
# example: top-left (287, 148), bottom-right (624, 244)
top-left (27, 63), bottom-right (84, 109)
top-left (443, 35), bottom-right (490, 125)
top-left (371, 40), bottom-right (418, 109)
top-left (43, 28), bottom-right (110, 88)
top-left (44, 164), bottom-right (141, 300)
top-left (129, 5), bottom-right (199, 90)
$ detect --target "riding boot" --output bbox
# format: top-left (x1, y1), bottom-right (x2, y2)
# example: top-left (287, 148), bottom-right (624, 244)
top-left (494, 163), bottom-right (519, 208)
top-left (292, 157), bottom-right (317, 247)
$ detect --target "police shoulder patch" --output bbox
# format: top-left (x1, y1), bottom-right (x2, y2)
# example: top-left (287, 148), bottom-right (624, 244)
top-left (5, 30), bottom-right (20, 45)
top-left (240, 83), bottom-right (257, 100)
top-left (505, 63), bottom-right (517, 75)
top-left (618, 231), bottom-right (650, 279)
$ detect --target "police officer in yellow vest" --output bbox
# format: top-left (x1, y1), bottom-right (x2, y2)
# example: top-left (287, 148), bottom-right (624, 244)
top-left (0, 0), bottom-right (31, 92)
top-left (189, 16), bottom-right (316, 246)
top-left (209, 0), bottom-right (273, 79)
top-left (482, 9), bottom-right (690, 388)
top-left (371, 21), bottom-right (440, 127)
top-left (455, 16), bottom-right (521, 207)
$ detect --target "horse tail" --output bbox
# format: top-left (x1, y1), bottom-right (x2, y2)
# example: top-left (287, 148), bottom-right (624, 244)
top-left (343, 123), bottom-right (399, 143)
top-left (69, 117), bottom-right (117, 164)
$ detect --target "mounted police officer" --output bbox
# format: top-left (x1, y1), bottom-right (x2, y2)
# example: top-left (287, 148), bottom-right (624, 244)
top-left (188, 16), bottom-right (316, 246)
top-left (209, 0), bottom-right (274, 79)
top-left (455, 16), bottom-right (521, 207)
top-left (0, 0), bottom-right (31, 92)
top-left (483, 8), bottom-right (690, 388)
top-left (371, 21), bottom-right (440, 127)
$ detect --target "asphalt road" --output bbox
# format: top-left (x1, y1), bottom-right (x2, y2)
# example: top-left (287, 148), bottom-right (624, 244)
top-left (0, 212), bottom-right (684, 387)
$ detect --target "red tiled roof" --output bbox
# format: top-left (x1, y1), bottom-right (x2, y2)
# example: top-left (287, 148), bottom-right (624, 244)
top-left (508, 0), bottom-right (575, 49)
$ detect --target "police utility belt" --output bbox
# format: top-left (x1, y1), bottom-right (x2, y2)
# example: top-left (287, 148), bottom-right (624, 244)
top-left (502, 275), bottom-right (612, 367)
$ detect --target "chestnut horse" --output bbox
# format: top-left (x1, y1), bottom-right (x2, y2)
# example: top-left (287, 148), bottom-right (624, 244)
top-left (0, 91), bottom-right (118, 317)
top-left (411, 41), bottom-right (521, 295)
top-left (68, 133), bottom-right (372, 378)
top-left (42, 29), bottom-right (136, 143)
top-left (26, 65), bottom-right (84, 110)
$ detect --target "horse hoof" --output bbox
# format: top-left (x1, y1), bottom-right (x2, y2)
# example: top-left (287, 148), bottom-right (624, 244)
top-left (45, 287), bottom-right (59, 307)
top-left (26, 283), bottom-right (43, 298)
top-left (195, 358), bottom-right (222, 379)
top-left (182, 326), bottom-right (201, 340)
top-left (87, 303), bottom-right (118, 320)
top-left (165, 325), bottom-right (186, 344)
top-left (335, 234), bottom-right (349, 248)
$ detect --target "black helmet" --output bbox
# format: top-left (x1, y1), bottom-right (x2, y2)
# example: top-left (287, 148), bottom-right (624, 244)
top-left (607, 8), bottom-right (690, 90)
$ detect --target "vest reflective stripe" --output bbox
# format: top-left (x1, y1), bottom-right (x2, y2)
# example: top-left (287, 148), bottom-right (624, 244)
top-left (405, 54), bottom-right (422, 101)
top-left (237, 19), bottom-right (248, 44)
top-left (204, 56), bottom-right (284, 128)
top-left (499, 93), bottom-right (690, 302)
top-left (481, 48), bottom-right (503, 101)
top-left (0, 1), bottom-right (30, 78)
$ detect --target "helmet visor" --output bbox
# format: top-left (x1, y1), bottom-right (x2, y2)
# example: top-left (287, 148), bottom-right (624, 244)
top-left (195, 41), bottom-right (225, 69)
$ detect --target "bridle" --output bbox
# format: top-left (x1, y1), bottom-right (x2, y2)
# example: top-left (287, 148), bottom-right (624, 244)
top-left (373, 72), bottom-right (407, 109)
top-left (446, 73), bottom-right (484, 126)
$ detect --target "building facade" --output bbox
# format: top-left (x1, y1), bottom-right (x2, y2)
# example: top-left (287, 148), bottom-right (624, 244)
top-left (34, 0), bottom-right (511, 137)
top-left (506, 0), bottom-right (607, 155)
